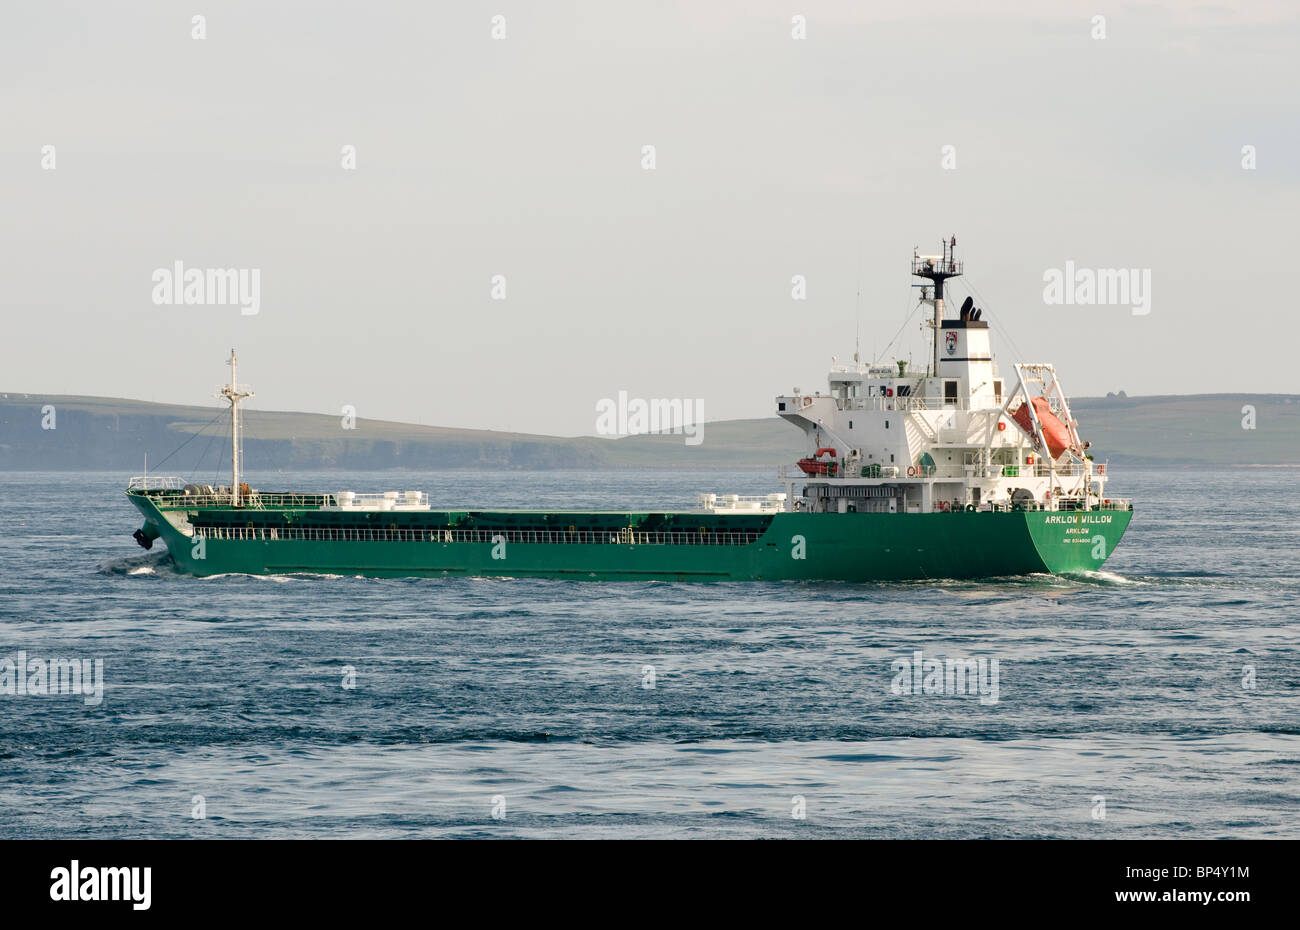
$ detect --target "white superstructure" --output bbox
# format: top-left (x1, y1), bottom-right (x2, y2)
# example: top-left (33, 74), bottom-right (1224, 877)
top-left (771, 238), bottom-right (1119, 515)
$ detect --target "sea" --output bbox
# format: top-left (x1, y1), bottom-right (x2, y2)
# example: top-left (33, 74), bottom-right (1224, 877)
top-left (1, 467), bottom-right (1297, 839)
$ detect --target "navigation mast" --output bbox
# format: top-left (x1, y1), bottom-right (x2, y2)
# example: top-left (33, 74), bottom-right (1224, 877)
top-left (218, 349), bottom-right (254, 507)
top-left (911, 236), bottom-right (964, 379)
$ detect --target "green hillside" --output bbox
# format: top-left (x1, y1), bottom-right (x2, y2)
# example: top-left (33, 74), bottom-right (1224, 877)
top-left (1069, 394), bottom-right (1300, 466)
top-left (1, 390), bottom-right (1296, 471)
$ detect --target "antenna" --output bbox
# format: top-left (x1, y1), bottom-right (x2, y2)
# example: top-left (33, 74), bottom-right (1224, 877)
top-left (854, 245), bottom-right (863, 365)
top-left (218, 349), bottom-right (254, 507)
top-left (910, 235), bottom-right (964, 378)
top-left (854, 311), bottom-right (861, 365)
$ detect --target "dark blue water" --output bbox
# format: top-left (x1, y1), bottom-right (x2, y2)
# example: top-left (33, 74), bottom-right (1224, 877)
top-left (2, 467), bottom-right (1297, 838)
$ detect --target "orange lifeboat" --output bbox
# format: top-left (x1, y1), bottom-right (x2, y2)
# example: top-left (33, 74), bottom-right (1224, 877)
top-left (1010, 397), bottom-right (1070, 459)
top-left (797, 447), bottom-right (838, 476)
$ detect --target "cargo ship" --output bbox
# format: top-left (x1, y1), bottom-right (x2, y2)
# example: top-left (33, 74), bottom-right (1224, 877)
top-left (126, 239), bottom-right (1132, 580)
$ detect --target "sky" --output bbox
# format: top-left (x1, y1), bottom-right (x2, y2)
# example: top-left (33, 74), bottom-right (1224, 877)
top-left (2, 0), bottom-right (1297, 437)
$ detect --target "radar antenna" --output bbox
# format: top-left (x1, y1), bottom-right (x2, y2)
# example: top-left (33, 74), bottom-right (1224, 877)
top-left (911, 235), bottom-right (964, 377)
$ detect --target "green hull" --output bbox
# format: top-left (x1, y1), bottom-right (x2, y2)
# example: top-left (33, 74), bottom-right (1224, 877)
top-left (127, 491), bottom-right (1132, 581)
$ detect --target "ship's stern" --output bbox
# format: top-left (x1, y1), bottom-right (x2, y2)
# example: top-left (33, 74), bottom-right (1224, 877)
top-left (125, 489), bottom-right (197, 570)
top-left (1024, 507), bottom-right (1133, 574)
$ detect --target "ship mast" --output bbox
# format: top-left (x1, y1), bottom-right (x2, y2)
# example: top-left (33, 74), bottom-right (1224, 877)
top-left (911, 236), bottom-right (964, 378)
top-left (219, 349), bottom-right (254, 507)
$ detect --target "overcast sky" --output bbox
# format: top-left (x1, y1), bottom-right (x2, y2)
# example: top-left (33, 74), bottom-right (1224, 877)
top-left (3, 1), bottom-right (1297, 436)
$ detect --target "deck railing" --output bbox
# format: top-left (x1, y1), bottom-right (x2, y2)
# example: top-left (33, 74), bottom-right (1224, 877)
top-left (191, 525), bottom-right (766, 546)
top-left (960, 499), bottom-right (1133, 513)
top-left (135, 487), bottom-right (441, 511)
top-left (127, 476), bottom-right (186, 490)
top-left (137, 488), bottom-right (336, 509)
top-left (780, 462), bottom-right (1102, 480)
top-left (332, 491), bottom-right (430, 510)
top-left (699, 493), bottom-right (786, 513)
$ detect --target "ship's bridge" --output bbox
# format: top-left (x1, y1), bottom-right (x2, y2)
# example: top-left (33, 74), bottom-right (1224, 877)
top-left (766, 237), bottom-right (1116, 518)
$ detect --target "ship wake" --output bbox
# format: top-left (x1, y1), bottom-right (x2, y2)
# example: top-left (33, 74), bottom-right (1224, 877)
top-left (97, 550), bottom-right (178, 577)
top-left (1061, 569), bottom-right (1141, 586)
